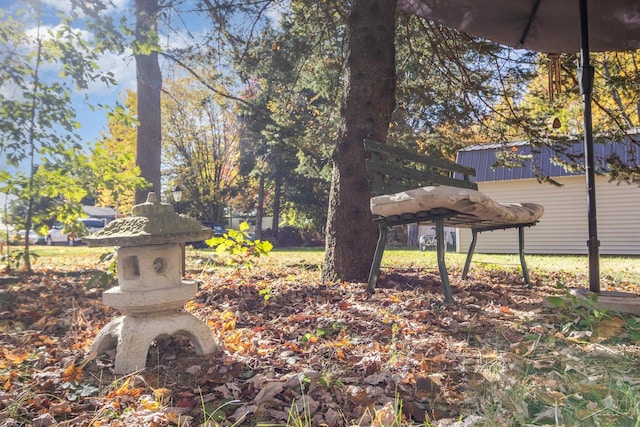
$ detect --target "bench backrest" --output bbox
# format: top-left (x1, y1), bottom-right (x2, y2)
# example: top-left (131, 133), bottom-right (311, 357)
top-left (364, 139), bottom-right (478, 195)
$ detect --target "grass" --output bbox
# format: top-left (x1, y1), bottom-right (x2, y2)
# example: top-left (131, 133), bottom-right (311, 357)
top-left (19, 244), bottom-right (640, 287)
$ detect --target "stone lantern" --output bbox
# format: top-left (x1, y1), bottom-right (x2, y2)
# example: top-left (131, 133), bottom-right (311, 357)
top-left (85, 193), bottom-right (222, 374)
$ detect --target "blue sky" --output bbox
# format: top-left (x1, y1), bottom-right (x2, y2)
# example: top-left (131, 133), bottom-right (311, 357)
top-left (1, 0), bottom-right (137, 146)
top-left (1, 0), bottom-right (136, 207)
top-left (1, 0), bottom-right (286, 207)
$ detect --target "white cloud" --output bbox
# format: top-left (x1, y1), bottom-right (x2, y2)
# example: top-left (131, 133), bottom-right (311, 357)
top-left (40, 0), bottom-right (132, 16)
top-left (90, 48), bottom-right (136, 95)
top-left (266, 0), bottom-right (290, 26)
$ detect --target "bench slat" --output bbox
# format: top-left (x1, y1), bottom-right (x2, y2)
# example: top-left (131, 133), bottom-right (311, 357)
top-left (364, 139), bottom-right (476, 177)
top-left (366, 160), bottom-right (478, 193)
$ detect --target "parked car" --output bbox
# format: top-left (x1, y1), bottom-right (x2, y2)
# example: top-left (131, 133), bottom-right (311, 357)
top-left (46, 218), bottom-right (105, 246)
top-left (10, 229), bottom-right (43, 245)
top-left (190, 224), bottom-right (228, 248)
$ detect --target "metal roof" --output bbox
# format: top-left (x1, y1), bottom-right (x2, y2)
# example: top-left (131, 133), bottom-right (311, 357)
top-left (456, 135), bottom-right (640, 182)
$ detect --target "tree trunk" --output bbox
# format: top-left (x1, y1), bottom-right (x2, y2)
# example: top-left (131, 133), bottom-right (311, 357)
top-left (255, 174), bottom-right (265, 240)
top-left (322, 0), bottom-right (397, 282)
top-left (272, 174), bottom-right (281, 236)
top-left (135, 0), bottom-right (162, 203)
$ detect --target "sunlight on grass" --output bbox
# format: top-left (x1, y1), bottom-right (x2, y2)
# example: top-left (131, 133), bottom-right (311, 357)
top-left (31, 245), bottom-right (639, 289)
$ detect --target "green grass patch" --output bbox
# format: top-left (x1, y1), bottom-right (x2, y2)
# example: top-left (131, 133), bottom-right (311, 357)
top-left (26, 244), bottom-right (640, 290)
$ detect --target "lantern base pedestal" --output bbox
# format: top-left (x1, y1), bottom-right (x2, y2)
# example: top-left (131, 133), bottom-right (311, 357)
top-left (91, 312), bottom-right (223, 374)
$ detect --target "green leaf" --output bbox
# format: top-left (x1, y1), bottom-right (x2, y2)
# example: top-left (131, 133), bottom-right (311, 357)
top-left (545, 296), bottom-right (567, 308)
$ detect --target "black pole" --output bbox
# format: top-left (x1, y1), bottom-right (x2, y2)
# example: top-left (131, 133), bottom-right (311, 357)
top-left (578, 0), bottom-right (600, 292)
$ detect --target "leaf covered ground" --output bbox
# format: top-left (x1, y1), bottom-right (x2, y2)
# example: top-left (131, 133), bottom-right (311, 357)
top-left (1, 249), bottom-right (639, 426)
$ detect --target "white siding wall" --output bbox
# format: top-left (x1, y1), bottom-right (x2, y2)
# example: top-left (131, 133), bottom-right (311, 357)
top-left (456, 175), bottom-right (640, 255)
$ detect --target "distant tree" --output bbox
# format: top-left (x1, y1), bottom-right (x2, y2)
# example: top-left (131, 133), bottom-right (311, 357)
top-left (162, 75), bottom-right (241, 223)
top-left (91, 91), bottom-right (147, 215)
top-left (0, 1), bottom-right (116, 270)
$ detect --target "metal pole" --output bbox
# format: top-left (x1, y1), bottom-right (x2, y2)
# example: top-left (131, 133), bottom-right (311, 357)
top-left (578, 0), bottom-right (600, 292)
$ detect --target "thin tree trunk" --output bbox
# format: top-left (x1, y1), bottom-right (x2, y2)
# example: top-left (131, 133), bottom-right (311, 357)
top-left (322, 0), bottom-right (397, 282)
top-left (24, 15), bottom-right (45, 273)
top-left (272, 174), bottom-right (281, 237)
top-left (602, 53), bottom-right (634, 128)
top-left (255, 175), bottom-right (264, 240)
top-left (135, 0), bottom-right (162, 203)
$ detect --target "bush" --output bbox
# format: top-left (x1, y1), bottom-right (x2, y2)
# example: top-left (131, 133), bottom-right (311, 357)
top-left (263, 226), bottom-right (323, 247)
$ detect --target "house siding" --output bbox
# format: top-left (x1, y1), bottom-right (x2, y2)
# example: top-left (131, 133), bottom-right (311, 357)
top-left (456, 175), bottom-right (640, 255)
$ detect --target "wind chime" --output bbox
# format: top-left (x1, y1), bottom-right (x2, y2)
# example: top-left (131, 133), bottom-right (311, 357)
top-left (547, 53), bottom-right (562, 101)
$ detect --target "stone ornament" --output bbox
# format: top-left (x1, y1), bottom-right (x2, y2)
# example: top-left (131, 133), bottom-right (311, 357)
top-left (86, 193), bottom-right (223, 374)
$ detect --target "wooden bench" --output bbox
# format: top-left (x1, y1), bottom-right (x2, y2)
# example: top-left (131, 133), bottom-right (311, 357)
top-left (364, 139), bottom-right (543, 303)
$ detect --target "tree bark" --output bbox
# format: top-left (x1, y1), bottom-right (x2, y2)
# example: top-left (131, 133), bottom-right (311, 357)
top-left (322, 0), bottom-right (397, 282)
top-left (272, 173), bottom-right (281, 236)
top-left (255, 174), bottom-right (264, 240)
top-left (135, 0), bottom-right (162, 203)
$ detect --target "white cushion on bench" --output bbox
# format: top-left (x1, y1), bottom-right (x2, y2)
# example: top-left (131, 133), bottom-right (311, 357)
top-left (370, 186), bottom-right (544, 226)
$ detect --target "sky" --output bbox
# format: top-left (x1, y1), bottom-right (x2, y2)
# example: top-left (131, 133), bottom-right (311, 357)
top-left (3, 0), bottom-right (286, 146)
top-left (0, 0), bottom-right (136, 208)
top-left (1, 0), bottom-right (286, 208)
top-left (1, 0), bottom-right (137, 150)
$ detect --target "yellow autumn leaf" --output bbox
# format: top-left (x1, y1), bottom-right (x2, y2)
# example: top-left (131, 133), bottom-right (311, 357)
top-left (62, 361), bottom-right (84, 382)
top-left (152, 387), bottom-right (172, 400)
top-left (5, 349), bottom-right (30, 365)
top-left (140, 396), bottom-right (160, 410)
top-left (220, 309), bottom-right (236, 321)
top-left (108, 377), bottom-right (143, 399)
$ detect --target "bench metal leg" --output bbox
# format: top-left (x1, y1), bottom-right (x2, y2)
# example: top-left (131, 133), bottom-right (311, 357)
top-left (366, 223), bottom-right (388, 294)
top-left (518, 226), bottom-right (531, 287)
top-left (435, 219), bottom-right (454, 303)
top-left (461, 229), bottom-right (478, 280)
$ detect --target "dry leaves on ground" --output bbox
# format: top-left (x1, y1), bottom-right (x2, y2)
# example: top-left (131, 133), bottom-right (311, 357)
top-left (0, 254), bottom-right (639, 426)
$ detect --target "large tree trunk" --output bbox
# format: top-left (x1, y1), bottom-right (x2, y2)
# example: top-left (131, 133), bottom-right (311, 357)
top-left (322, 0), bottom-right (397, 282)
top-left (135, 0), bottom-right (162, 203)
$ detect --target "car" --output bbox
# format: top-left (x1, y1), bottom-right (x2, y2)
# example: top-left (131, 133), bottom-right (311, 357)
top-left (10, 229), bottom-right (43, 245)
top-left (212, 224), bottom-right (228, 237)
top-left (189, 224), bottom-right (228, 248)
top-left (46, 218), bottom-right (105, 246)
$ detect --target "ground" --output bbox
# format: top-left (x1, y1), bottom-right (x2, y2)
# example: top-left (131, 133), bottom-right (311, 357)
top-left (0, 249), bottom-right (639, 426)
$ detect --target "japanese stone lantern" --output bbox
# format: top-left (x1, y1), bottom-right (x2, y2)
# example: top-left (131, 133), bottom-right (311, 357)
top-left (85, 192), bottom-right (222, 374)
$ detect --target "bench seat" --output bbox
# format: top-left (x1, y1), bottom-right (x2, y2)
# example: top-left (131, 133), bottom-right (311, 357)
top-left (371, 186), bottom-right (544, 228)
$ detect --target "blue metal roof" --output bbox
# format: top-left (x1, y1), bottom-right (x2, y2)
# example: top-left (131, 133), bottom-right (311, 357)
top-left (455, 134), bottom-right (640, 182)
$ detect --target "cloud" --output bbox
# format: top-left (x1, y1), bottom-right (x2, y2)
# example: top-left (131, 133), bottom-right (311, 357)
top-left (266, 0), bottom-right (290, 26)
top-left (40, 0), bottom-right (132, 16)
top-left (90, 48), bottom-right (137, 95)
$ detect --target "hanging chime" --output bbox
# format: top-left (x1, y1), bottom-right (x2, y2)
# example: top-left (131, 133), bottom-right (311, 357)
top-left (547, 53), bottom-right (562, 102)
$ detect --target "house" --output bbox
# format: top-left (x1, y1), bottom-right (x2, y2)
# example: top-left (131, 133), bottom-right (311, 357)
top-left (454, 135), bottom-right (640, 255)
top-left (82, 205), bottom-right (117, 224)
